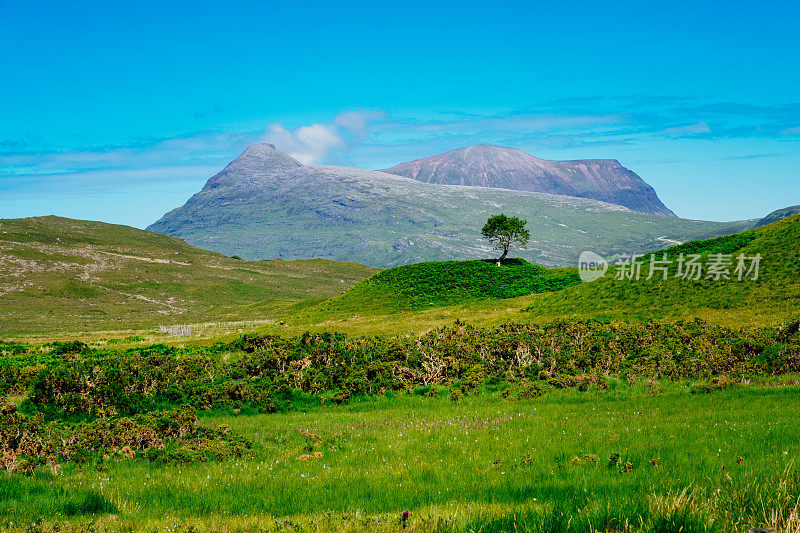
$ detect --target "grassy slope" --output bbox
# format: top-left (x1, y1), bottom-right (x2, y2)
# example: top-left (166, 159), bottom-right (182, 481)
top-left (0, 216), bottom-right (377, 337)
top-left (312, 259), bottom-right (580, 316)
top-left (263, 214), bottom-right (800, 338)
top-left (2, 213), bottom-right (796, 341)
top-left (521, 212), bottom-right (800, 326)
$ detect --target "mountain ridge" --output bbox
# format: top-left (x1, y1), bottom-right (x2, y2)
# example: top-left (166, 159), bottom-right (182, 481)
top-left (754, 205), bottom-right (800, 228)
top-left (147, 144), bottom-right (751, 268)
top-left (381, 144), bottom-right (676, 216)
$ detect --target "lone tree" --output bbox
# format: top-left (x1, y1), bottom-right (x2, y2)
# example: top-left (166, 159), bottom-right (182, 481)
top-left (481, 214), bottom-right (530, 263)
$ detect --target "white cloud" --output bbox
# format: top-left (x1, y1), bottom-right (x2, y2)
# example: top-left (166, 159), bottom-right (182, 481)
top-left (262, 123), bottom-right (343, 165)
top-left (261, 110), bottom-right (385, 164)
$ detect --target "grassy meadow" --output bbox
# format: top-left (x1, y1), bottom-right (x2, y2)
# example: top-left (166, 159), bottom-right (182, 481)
top-left (2, 319), bottom-right (800, 532)
top-left (1, 215), bottom-right (800, 532)
top-left (3, 383), bottom-right (799, 532)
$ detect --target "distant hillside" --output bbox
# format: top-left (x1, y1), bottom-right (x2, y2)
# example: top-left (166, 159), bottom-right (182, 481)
top-left (381, 144), bottom-right (676, 216)
top-left (148, 144), bottom-right (750, 268)
top-left (314, 259), bottom-right (580, 315)
top-left (754, 205), bottom-right (800, 228)
top-left (0, 216), bottom-right (377, 336)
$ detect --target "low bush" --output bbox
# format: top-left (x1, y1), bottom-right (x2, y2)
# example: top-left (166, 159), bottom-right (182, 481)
top-left (0, 401), bottom-right (250, 474)
top-left (6, 319), bottom-right (800, 420)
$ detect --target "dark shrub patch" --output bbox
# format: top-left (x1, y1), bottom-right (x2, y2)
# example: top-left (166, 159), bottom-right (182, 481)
top-left (9, 320), bottom-right (800, 421)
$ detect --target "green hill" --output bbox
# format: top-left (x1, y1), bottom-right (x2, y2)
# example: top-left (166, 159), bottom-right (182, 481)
top-left (312, 259), bottom-right (580, 315)
top-left (0, 216), bottom-right (377, 336)
top-left (278, 214), bottom-right (799, 336)
top-left (522, 212), bottom-right (800, 326)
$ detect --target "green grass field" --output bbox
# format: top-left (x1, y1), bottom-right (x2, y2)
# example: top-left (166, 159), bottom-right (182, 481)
top-left (313, 259), bottom-right (579, 315)
top-left (3, 214), bottom-right (798, 343)
top-left (2, 319), bottom-right (799, 532)
top-left (2, 383), bottom-right (799, 532)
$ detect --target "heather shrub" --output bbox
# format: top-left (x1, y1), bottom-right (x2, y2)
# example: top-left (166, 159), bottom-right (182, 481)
top-left (0, 400), bottom-right (250, 474)
top-left (10, 319), bottom-right (800, 420)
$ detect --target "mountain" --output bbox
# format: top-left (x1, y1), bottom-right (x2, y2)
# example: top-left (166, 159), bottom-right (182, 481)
top-left (148, 144), bottom-right (751, 268)
top-left (381, 144), bottom-right (676, 216)
top-left (753, 205), bottom-right (800, 228)
top-left (0, 216), bottom-right (376, 336)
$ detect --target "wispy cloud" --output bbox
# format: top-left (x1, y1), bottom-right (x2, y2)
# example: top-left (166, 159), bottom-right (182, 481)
top-left (0, 131), bottom-right (259, 179)
top-left (661, 122), bottom-right (711, 137)
top-left (717, 153), bottom-right (787, 161)
top-left (260, 110), bottom-right (386, 164)
top-left (333, 110), bottom-right (386, 138)
top-left (2, 98), bottom-right (799, 210)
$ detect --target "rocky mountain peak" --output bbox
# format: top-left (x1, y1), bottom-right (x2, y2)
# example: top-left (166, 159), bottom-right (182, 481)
top-left (203, 143), bottom-right (303, 189)
top-left (381, 145), bottom-right (675, 217)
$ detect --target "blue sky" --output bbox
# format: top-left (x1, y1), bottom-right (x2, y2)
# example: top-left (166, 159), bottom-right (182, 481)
top-left (1, 0), bottom-right (799, 227)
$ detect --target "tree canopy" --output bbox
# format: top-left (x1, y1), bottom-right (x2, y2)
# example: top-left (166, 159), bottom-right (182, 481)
top-left (481, 214), bottom-right (530, 262)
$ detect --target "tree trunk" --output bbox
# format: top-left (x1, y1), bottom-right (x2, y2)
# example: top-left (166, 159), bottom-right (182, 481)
top-left (498, 246), bottom-right (508, 263)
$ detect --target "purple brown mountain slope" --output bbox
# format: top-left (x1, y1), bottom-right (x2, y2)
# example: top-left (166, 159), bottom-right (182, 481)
top-left (381, 145), bottom-right (676, 217)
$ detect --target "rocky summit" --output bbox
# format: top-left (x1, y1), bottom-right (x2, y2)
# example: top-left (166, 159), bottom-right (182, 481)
top-left (381, 144), bottom-right (676, 217)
